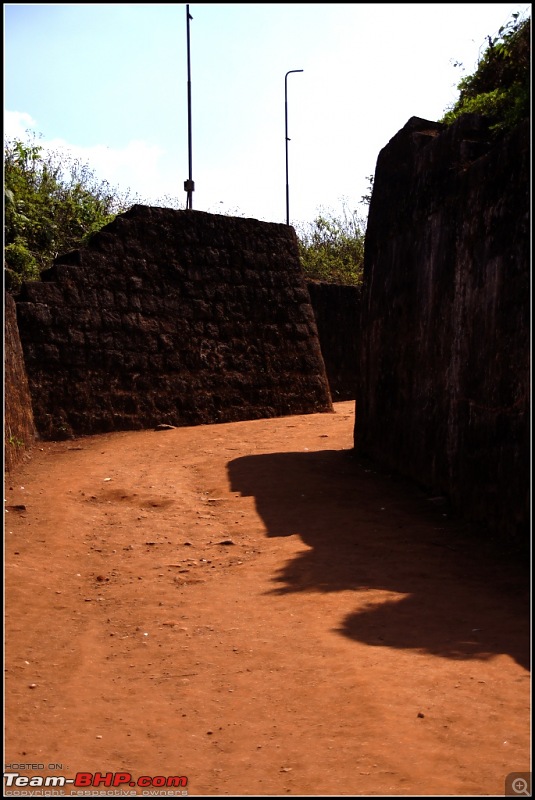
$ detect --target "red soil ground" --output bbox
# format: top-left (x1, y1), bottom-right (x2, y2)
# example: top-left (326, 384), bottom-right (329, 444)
top-left (4, 401), bottom-right (530, 796)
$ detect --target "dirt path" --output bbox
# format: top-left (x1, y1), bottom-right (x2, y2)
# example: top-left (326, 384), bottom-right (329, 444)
top-left (4, 401), bottom-right (530, 796)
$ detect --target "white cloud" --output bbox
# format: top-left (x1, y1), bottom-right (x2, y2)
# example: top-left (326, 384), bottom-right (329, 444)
top-left (3, 109), bottom-right (370, 223)
top-left (4, 110), bottom-right (39, 140)
top-left (42, 136), bottom-right (170, 202)
top-left (4, 110), bottom-right (177, 204)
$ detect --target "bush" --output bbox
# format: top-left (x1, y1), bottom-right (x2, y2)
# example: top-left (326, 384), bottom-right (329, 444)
top-left (441, 13), bottom-right (530, 134)
top-left (4, 135), bottom-right (138, 290)
top-left (296, 202), bottom-right (366, 286)
top-left (4, 239), bottom-right (40, 292)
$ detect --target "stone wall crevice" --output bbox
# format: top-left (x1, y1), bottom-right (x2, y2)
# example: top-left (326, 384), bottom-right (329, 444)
top-left (307, 281), bottom-right (361, 401)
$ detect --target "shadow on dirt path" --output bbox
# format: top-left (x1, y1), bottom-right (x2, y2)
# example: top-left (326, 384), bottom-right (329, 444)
top-left (228, 448), bottom-right (530, 670)
top-left (4, 404), bottom-right (530, 796)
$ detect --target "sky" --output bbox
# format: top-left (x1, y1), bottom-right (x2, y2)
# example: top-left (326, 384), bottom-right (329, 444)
top-left (3, 2), bottom-right (531, 228)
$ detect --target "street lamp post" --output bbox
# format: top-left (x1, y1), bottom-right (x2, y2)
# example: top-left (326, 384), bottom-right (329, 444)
top-left (184, 5), bottom-right (194, 209)
top-left (285, 69), bottom-right (303, 225)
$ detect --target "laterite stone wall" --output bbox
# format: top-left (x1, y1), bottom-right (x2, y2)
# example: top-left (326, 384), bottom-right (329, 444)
top-left (4, 293), bottom-right (37, 471)
top-left (356, 115), bottom-right (530, 542)
top-left (307, 281), bottom-right (361, 401)
top-left (15, 207), bottom-right (332, 440)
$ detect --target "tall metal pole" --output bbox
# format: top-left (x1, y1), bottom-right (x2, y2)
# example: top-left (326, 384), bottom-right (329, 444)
top-left (285, 69), bottom-right (303, 225)
top-left (185, 5), bottom-right (194, 209)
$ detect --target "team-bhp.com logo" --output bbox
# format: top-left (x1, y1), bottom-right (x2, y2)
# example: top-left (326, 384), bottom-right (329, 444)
top-left (4, 771), bottom-right (188, 796)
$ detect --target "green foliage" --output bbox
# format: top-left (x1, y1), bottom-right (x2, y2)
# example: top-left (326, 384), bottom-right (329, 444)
top-left (4, 135), bottom-right (137, 291)
top-left (4, 238), bottom-right (40, 287)
top-left (4, 132), bottom-right (368, 290)
top-left (296, 202), bottom-right (365, 286)
top-left (441, 13), bottom-right (530, 134)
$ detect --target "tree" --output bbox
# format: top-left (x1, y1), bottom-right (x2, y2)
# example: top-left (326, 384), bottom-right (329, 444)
top-left (296, 201), bottom-right (365, 286)
top-left (441, 13), bottom-right (530, 134)
top-left (4, 135), bottom-right (137, 291)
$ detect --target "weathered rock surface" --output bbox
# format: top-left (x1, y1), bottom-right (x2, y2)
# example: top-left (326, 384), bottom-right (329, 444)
top-left (356, 115), bottom-right (529, 542)
top-left (307, 281), bottom-right (361, 401)
top-left (15, 207), bottom-right (333, 439)
top-left (4, 293), bottom-right (37, 470)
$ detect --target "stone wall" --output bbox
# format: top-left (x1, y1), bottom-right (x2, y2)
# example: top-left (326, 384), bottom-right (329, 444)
top-left (355, 115), bottom-right (530, 542)
top-left (4, 293), bottom-right (37, 471)
top-left (307, 281), bottom-right (361, 401)
top-left (15, 207), bottom-right (332, 440)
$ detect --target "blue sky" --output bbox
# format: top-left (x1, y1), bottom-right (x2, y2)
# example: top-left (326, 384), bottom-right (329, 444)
top-left (4, 3), bottom-right (531, 227)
